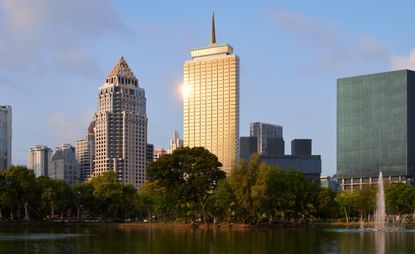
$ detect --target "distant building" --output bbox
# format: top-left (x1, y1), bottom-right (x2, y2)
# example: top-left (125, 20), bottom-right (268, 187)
top-left (250, 122), bottom-right (283, 157)
top-left (320, 175), bottom-right (341, 192)
top-left (28, 145), bottom-right (52, 177)
top-left (240, 123), bottom-right (321, 182)
top-left (146, 143), bottom-right (154, 167)
top-left (337, 70), bottom-right (415, 190)
top-left (75, 121), bottom-right (95, 182)
top-left (48, 144), bottom-right (79, 185)
top-left (93, 57), bottom-right (148, 190)
top-left (154, 147), bottom-right (167, 161)
top-left (183, 14), bottom-right (239, 174)
top-left (240, 137), bottom-right (258, 160)
top-left (291, 139), bottom-right (312, 156)
top-left (168, 131), bottom-right (183, 154)
top-left (0, 105), bottom-right (12, 170)
top-left (263, 155), bottom-right (321, 183)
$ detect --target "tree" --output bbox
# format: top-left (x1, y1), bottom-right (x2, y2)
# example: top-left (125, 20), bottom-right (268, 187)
top-left (229, 154), bottom-right (261, 224)
top-left (71, 183), bottom-right (94, 218)
top-left (335, 191), bottom-right (358, 223)
top-left (356, 186), bottom-right (376, 221)
top-left (317, 188), bottom-right (338, 219)
top-left (209, 179), bottom-right (236, 223)
top-left (147, 147), bottom-right (226, 223)
top-left (386, 183), bottom-right (415, 215)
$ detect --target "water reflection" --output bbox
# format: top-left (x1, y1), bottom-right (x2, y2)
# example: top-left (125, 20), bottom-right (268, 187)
top-left (0, 225), bottom-right (414, 254)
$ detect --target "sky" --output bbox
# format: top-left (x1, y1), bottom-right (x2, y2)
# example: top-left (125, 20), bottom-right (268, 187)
top-left (1, 0), bottom-right (415, 176)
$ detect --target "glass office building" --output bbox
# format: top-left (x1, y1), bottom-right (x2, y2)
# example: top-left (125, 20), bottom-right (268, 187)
top-left (337, 70), bottom-right (415, 190)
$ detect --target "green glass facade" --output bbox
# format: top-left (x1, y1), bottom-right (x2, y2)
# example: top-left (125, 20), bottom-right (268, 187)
top-left (337, 70), bottom-right (415, 188)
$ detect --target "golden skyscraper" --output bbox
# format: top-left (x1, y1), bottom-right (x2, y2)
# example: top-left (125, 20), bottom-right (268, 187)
top-left (183, 13), bottom-right (239, 173)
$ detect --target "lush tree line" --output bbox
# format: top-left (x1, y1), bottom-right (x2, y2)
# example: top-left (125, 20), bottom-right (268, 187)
top-left (1, 147), bottom-right (415, 224)
top-left (0, 166), bottom-right (142, 221)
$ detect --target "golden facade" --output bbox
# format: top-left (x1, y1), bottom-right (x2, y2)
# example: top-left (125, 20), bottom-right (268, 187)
top-left (183, 20), bottom-right (239, 173)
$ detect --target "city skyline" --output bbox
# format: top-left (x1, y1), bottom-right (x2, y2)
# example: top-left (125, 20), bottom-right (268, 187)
top-left (1, 1), bottom-right (415, 176)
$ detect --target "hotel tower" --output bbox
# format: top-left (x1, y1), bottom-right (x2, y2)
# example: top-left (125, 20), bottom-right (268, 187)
top-left (183, 14), bottom-right (239, 173)
top-left (94, 57), bottom-right (147, 189)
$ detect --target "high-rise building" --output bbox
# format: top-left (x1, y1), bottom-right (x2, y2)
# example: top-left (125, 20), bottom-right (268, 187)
top-left (168, 130), bottom-right (183, 154)
top-left (0, 105), bottom-right (12, 170)
top-left (183, 14), bottom-right (239, 173)
top-left (76, 121), bottom-right (95, 182)
top-left (48, 144), bottom-right (79, 185)
top-left (250, 122), bottom-right (283, 157)
top-left (28, 145), bottom-right (52, 177)
top-left (239, 137), bottom-right (258, 160)
top-left (93, 57), bottom-right (147, 190)
top-left (337, 70), bottom-right (415, 190)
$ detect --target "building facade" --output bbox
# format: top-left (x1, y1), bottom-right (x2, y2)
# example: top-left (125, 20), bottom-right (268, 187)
top-left (0, 105), bottom-right (12, 170)
top-left (146, 143), bottom-right (154, 168)
top-left (48, 144), bottom-right (79, 185)
top-left (291, 139), bottom-right (312, 156)
top-left (28, 145), bottom-right (52, 177)
top-left (75, 121), bottom-right (95, 182)
top-left (183, 14), bottom-right (239, 173)
top-left (93, 57), bottom-right (148, 190)
top-left (250, 122), bottom-right (283, 157)
top-left (337, 70), bottom-right (415, 190)
top-left (154, 147), bottom-right (167, 161)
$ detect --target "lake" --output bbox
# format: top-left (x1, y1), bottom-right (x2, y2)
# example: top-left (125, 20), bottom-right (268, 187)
top-left (0, 224), bottom-right (415, 253)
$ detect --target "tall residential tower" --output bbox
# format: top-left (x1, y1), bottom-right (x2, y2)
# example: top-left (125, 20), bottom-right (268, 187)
top-left (0, 105), bottom-right (12, 170)
top-left (28, 145), bottom-right (52, 177)
top-left (183, 14), bottom-right (239, 173)
top-left (93, 57), bottom-right (147, 189)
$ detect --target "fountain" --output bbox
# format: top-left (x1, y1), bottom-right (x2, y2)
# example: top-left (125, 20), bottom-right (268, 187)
top-left (374, 171), bottom-right (386, 231)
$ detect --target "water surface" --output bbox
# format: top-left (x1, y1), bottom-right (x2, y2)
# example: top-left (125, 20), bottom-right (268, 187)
top-left (0, 224), bottom-right (414, 253)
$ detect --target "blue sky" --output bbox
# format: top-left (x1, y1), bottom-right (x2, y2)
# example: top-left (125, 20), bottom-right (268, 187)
top-left (1, 0), bottom-right (414, 176)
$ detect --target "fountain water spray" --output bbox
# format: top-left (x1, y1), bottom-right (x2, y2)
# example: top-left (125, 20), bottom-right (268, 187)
top-left (374, 172), bottom-right (385, 231)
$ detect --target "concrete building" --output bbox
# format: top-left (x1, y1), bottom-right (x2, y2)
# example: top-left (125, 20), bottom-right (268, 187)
top-left (240, 137), bottom-right (257, 160)
top-left (337, 70), bottom-right (415, 190)
top-left (262, 155), bottom-right (321, 183)
top-left (146, 143), bottom-right (154, 168)
top-left (0, 105), bottom-right (12, 170)
top-left (28, 145), bottom-right (52, 177)
top-left (75, 121), bottom-right (95, 182)
top-left (183, 14), bottom-right (239, 173)
top-left (292, 139), bottom-right (312, 156)
top-left (48, 144), bottom-right (79, 185)
top-left (320, 175), bottom-right (341, 192)
top-left (93, 57), bottom-right (148, 190)
top-left (154, 147), bottom-right (167, 161)
top-left (250, 122), bottom-right (283, 157)
top-left (240, 123), bottom-right (321, 182)
top-left (168, 131), bottom-right (183, 154)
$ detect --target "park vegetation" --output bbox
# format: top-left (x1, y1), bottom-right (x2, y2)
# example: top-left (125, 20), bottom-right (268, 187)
top-left (1, 147), bottom-right (415, 225)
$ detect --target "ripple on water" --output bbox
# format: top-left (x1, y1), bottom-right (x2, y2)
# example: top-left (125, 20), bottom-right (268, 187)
top-left (0, 233), bottom-right (82, 241)
top-left (323, 228), bottom-right (415, 233)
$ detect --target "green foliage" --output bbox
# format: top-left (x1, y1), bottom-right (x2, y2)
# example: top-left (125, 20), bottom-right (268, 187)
top-left (386, 183), bottom-right (415, 215)
top-left (317, 188), bottom-right (338, 219)
top-left (147, 147), bottom-right (226, 222)
top-left (335, 191), bottom-right (358, 223)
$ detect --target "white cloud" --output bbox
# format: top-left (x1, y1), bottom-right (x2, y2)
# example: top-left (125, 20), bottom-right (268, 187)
top-left (0, 0), bottom-right (126, 76)
top-left (391, 49), bottom-right (415, 71)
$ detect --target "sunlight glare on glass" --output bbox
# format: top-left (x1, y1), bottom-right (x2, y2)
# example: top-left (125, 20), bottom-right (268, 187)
top-left (181, 83), bottom-right (192, 100)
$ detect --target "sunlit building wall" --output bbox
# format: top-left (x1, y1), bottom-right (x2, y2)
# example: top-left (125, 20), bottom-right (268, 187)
top-left (183, 14), bottom-right (239, 173)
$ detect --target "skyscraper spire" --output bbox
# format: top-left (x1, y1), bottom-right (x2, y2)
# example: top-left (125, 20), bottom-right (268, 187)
top-left (210, 12), bottom-right (216, 45)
